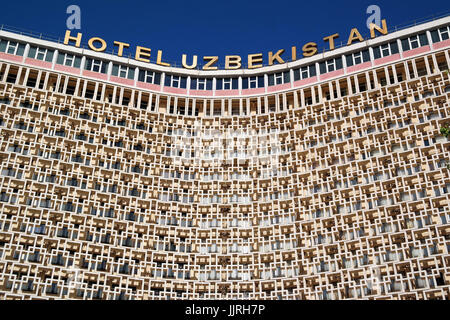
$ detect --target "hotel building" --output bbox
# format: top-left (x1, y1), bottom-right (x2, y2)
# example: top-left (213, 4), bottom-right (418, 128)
top-left (0, 15), bottom-right (450, 300)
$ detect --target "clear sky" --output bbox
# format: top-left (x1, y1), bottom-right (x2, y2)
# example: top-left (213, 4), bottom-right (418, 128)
top-left (0, 0), bottom-right (449, 67)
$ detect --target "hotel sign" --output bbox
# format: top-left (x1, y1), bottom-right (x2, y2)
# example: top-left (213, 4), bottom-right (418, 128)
top-left (63, 20), bottom-right (388, 70)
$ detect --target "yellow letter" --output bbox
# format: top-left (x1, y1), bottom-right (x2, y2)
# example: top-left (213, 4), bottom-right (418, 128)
top-left (370, 19), bottom-right (388, 39)
top-left (88, 37), bottom-right (107, 52)
top-left (64, 30), bottom-right (82, 47)
top-left (268, 49), bottom-right (285, 65)
top-left (302, 42), bottom-right (317, 57)
top-left (135, 46), bottom-right (151, 62)
top-left (323, 33), bottom-right (339, 51)
top-left (114, 41), bottom-right (130, 57)
top-left (182, 54), bottom-right (198, 69)
top-left (347, 28), bottom-right (364, 45)
top-left (291, 46), bottom-right (297, 61)
top-left (203, 56), bottom-right (219, 70)
top-left (248, 53), bottom-right (263, 69)
top-left (225, 55), bottom-right (241, 69)
top-left (157, 50), bottom-right (170, 67)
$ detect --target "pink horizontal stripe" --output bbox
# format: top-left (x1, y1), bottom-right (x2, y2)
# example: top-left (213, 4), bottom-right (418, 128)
top-left (320, 68), bottom-right (345, 81)
top-left (82, 70), bottom-right (108, 80)
top-left (433, 39), bottom-right (450, 50)
top-left (54, 64), bottom-right (81, 75)
top-left (293, 76), bottom-right (318, 88)
top-left (136, 81), bottom-right (161, 91)
top-left (267, 82), bottom-right (291, 93)
top-left (163, 87), bottom-right (187, 94)
top-left (242, 87), bottom-right (265, 95)
top-left (110, 76), bottom-right (134, 86)
top-left (215, 89), bottom-right (239, 96)
top-left (25, 58), bottom-right (52, 68)
top-left (0, 52), bottom-right (23, 62)
top-left (374, 53), bottom-right (401, 66)
top-left (190, 89), bottom-right (213, 96)
top-left (347, 61), bottom-right (372, 73)
top-left (402, 45), bottom-right (430, 58)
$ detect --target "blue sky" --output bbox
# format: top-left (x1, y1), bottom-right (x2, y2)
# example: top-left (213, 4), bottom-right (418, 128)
top-left (0, 0), bottom-right (448, 66)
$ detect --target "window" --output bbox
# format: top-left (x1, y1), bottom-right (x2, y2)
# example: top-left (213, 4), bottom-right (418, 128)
top-left (381, 45), bottom-right (391, 56)
top-left (28, 46), bottom-right (54, 62)
top-left (293, 65), bottom-right (316, 81)
top-left (47, 283), bottom-right (59, 294)
top-left (111, 64), bottom-right (135, 79)
top-left (373, 41), bottom-right (399, 59)
top-left (345, 49), bottom-right (370, 67)
top-left (319, 57), bottom-right (343, 74)
top-left (84, 58), bottom-right (108, 74)
top-left (242, 75), bottom-right (265, 89)
top-left (191, 78), bottom-right (212, 90)
top-left (0, 40), bottom-right (25, 56)
top-left (164, 75), bottom-right (187, 88)
top-left (327, 60), bottom-right (335, 71)
top-left (105, 208), bottom-right (115, 218)
top-left (352, 51), bottom-right (363, 65)
top-left (267, 72), bottom-right (291, 86)
top-left (401, 33), bottom-right (428, 51)
top-left (56, 52), bottom-right (82, 68)
top-left (40, 199), bottom-right (52, 209)
top-left (431, 26), bottom-right (450, 43)
top-left (138, 69), bottom-right (161, 84)
top-left (216, 78), bottom-right (238, 90)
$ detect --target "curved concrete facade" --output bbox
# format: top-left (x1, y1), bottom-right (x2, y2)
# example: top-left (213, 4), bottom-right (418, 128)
top-left (0, 16), bottom-right (450, 300)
